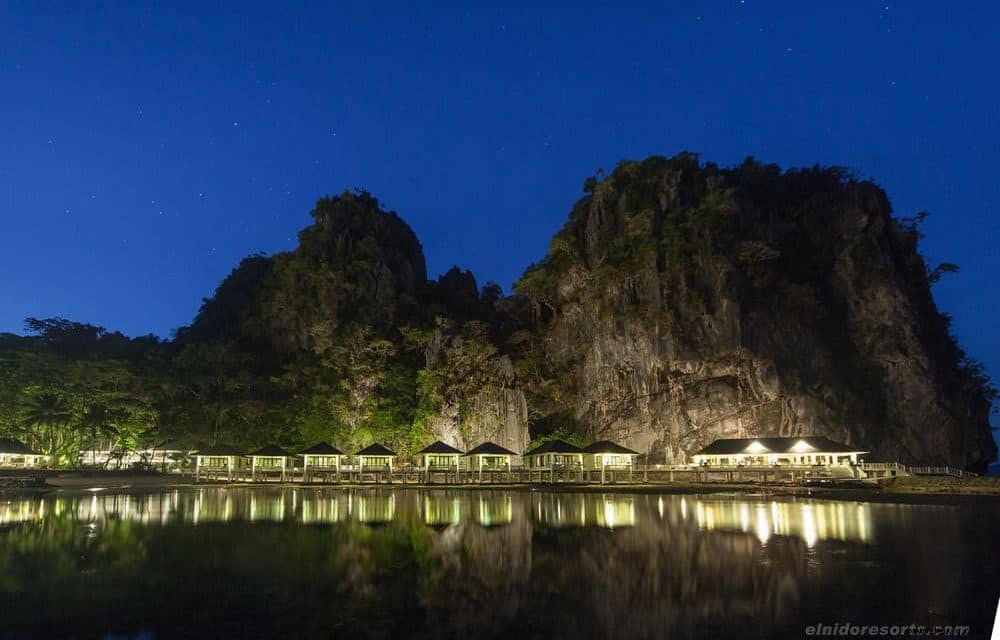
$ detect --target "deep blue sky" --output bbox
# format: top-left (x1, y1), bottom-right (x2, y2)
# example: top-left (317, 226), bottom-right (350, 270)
top-left (2, 2), bottom-right (998, 410)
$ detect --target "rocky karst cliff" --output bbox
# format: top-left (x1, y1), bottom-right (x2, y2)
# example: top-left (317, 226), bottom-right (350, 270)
top-left (510, 154), bottom-right (995, 470)
top-left (4, 156), bottom-right (992, 468)
top-left (170, 189), bottom-right (531, 454)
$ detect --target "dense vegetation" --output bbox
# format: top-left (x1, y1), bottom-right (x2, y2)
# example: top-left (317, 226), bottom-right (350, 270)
top-left (510, 155), bottom-right (996, 468)
top-left (1, 155), bottom-right (994, 468)
top-left (1, 191), bottom-right (511, 463)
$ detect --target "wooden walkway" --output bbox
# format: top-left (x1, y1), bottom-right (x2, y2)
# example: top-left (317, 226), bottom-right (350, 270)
top-left (187, 460), bottom-right (980, 485)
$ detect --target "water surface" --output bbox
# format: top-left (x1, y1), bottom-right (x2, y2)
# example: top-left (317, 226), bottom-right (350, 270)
top-left (0, 488), bottom-right (996, 639)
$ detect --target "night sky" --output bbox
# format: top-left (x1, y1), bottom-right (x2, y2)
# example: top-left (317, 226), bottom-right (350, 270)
top-left (2, 3), bottom-right (998, 415)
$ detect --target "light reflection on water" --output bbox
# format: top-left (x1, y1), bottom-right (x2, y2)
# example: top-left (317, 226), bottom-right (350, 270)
top-left (0, 488), bottom-right (997, 639)
top-left (689, 497), bottom-right (873, 546)
top-left (0, 490), bottom-right (873, 544)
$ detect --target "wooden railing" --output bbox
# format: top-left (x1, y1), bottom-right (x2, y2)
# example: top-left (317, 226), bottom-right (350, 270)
top-left (908, 466), bottom-right (977, 478)
top-left (859, 462), bottom-right (908, 471)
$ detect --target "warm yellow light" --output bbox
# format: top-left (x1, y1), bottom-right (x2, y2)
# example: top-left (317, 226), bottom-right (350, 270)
top-left (801, 504), bottom-right (818, 547)
top-left (744, 440), bottom-right (768, 453)
top-left (790, 439), bottom-right (815, 453)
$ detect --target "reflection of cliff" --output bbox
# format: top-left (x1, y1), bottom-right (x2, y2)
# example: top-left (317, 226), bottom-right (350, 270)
top-left (525, 496), bottom-right (808, 639)
top-left (412, 490), bottom-right (533, 638)
top-left (1, 489), bottom-right (998, 639)
top-left (575, 530), bottom-right (806, 639)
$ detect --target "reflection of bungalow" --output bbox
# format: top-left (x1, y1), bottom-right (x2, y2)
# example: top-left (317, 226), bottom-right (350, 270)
top-left (474, 494), bottom-right (513, 527)
top-left (300, 442), bottom-right (348, 482)
top-left (593, 496), bottom-right (636, 529)
top-left (415, 441), bottom-right (463, 482)
top-left (691, 437), bottom-right (867, 468)
top-left (423, 494), bottom-right (461, 530)
top-left (532, 493), bottom-right (587, 528)
top-left (194, 444), bottom-right (245, 482)
top-left (356, 444), bottom-right (396, 481)
top-left (462, 442), bottom-right (516, 482)
top-left (249, 491), bottom-right (292, 522)
top-left (356, 493), bottom-right (396, 526)
top-left (523, 440), bottom-right (583, 481)
top-left (300, 495), bottom-right (347, 524)
top-left (248, 445), bottom-right (293, 482)
top-left (0, 438), bottom-right (44, 468)
top-left (532, 493), bottom-right (637, 529)
top-left (192, 490), bottom-right (235, 524)
top-left (582, 441), bottom-right (639, 482)
top-left (693, 499), bottom-right (874, 546)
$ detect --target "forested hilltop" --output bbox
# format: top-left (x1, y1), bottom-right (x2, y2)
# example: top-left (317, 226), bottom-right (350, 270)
top-left (1, 154), bottom-right (995, 470)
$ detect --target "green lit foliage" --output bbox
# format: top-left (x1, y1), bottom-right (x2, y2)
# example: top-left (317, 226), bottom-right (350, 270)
top-left (526, 426), bottom-right (588, 451)
top-left (0, 157), bottom-right (993, 465)
top-left (0, 320), bottom-right (160, 463)
top-left (509, 153), bottom-right (995, 454)
top-left (403, 318), bottom-right (506, 448)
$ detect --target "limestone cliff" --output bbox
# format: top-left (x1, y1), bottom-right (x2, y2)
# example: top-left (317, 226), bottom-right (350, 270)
top-left (511, 154), bottom-right (995, 470)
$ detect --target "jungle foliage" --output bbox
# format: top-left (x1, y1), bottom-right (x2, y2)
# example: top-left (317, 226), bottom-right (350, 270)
top-left (1, 157), bottom-right (994, 465)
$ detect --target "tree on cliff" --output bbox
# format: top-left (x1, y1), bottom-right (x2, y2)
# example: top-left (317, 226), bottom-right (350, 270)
top-left (0, 158), bottom-right (993, 469)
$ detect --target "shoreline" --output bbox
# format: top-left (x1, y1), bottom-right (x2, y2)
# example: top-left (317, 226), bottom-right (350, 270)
top-left (3, 470), bottom-right (999, 506)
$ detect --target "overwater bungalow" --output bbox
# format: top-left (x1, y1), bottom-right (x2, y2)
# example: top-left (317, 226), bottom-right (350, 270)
top-left (461, 442), bottom-right (517, 482)
top-left (300, 442), bottom-right (348, 482)
top-left (523, 440), bottom-right (584, 482)
top-left (415, 441), bottom-right (463, 482)
top-left (248, 445), bottom-right (293, 482)
top-left (691, 436), bottom-right (867, 468)
top-left (582, 441), bottom-right (639, 483)
top-left (193, 444), bottom-right (245, 482)
top-left (356, 443), bottom-right (397, 482)
top-left (0, 438), bottom-right (43, 468)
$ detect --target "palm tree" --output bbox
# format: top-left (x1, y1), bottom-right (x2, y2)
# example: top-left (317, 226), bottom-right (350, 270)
top-left (23, 392), bottom-right (74, 457)
top-left (79, 403), bottom-right (114, 467)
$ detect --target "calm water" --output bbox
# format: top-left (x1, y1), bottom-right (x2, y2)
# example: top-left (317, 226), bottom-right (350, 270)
top-left (0, 488), bottom-right (997, 639)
